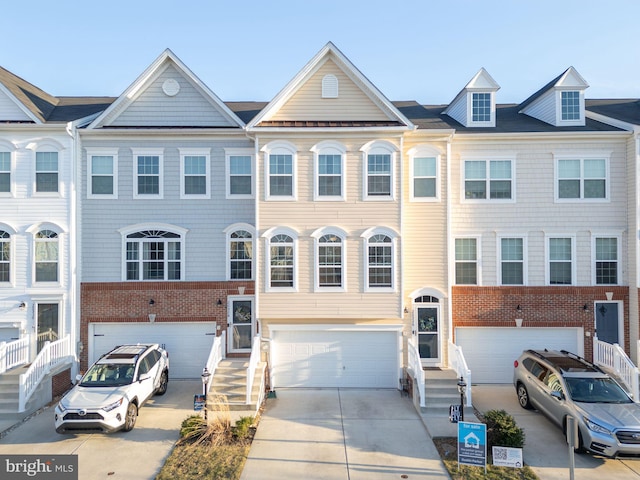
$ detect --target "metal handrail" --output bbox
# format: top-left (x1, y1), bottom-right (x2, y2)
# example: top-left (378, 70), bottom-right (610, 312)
top-left (203, 331), bottom-right (226, 393)
top-left (246, 336), bottom-right (261, 404)
top-left (449, 340), bottom-right (472, 407)
top-left (407, 339), bottom-right (426, 407)
top-left (593, 335), bottom-right (640, 402)
top-left (19, 335), bottom-right (72, 412)
top-left (0, 337), bottom-right (29, 375)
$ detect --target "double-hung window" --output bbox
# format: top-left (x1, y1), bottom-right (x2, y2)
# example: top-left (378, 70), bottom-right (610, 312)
top-left (226, 149), bottom-right (253, 198)
top-left (312, 141), bottom-right (345, 201)
top-left (455, 238), bottom-right (478, 285)
top-left (594, 237), bottom-right (618, 285)
top-left (362, 228), bottom-right (396, 291)
top-left (548, 237), bottom-right (573, 285)
top-left (0, 230), bottom-right (10, 283)
top-left (500, 237), bottom-right (524, 285)
top-left (229, 229), bottom-right (253, 280)
top-left (317, 233), bottom-right (344, 289)
top-left (133, 149), bottom-right (163, 198)
top-left (0, 151), bottom-right (10, 194)
top-left (180, 149), bottom-right (209, 198)
top-left (35, 229), bottom-right (59, 282)
top-left (557, 157), bottom-right (607, 200)
top-left (87, 149), bottom-right (117, 198)
top-left (464, 159), bottom-right (512, 200)
top-left (268, 233), bottom-right (295, 288)
top-left (362, 141), bottom-right (396, 200)
top-left (125, 229), bottom-right (183, 281)
top-left (561, 91), bottom-right (580, 121)
top-left (36, 152), bottom-right (59, 193)
top-left (263, 142), bottom-right (296, 200)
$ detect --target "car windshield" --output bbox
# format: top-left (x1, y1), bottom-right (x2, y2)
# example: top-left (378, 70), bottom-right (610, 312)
top-left (80, 363), bottom-right (135, 387)
top-left (565, 376), bottom-right (633, 404)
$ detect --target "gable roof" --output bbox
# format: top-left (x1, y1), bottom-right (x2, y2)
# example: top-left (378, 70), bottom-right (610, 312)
top-left (0, 66), bottom-right (114, 124)
top-left (88, 49), bottom-right (245, 129)
top-left (246, 42), bottom-right (414, 130)
top-left (518, 66), bottom-right (588, 112)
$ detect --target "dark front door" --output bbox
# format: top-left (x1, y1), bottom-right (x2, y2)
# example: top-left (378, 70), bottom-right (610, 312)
top-left (595, 302), bottom-right (619, 344)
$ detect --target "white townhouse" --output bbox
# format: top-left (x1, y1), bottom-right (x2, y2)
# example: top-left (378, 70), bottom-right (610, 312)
top-left (0, 67), bottom-right (111, 401)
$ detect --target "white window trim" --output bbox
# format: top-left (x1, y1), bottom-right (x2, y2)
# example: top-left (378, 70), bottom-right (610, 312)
top-left (179, 148), bottom-right (210, 199)
top-left (496, 234), bottom-right (528, 286)
top-left (311, 226), bottom-right (347, 292)
top-left (361, 226), bottom-right (398, 293)
top-left (224, 223), bottom-right (256, 281)
top-left (118, 223), bottom-right (188, 281)
top-left (454, 235), bottom-right (482, 286)
top-left (86, 148), bottom-right (118, 199)
top-left (132, 148), bottom-right (164, 199)
top-left (554, 153), bottom-right (610, 203)
top-left (311, 141), bottom-right (346, 202)
top-left (556, 89), bottom-right (585, 126)
top-left (29, 140), bottom-right (65, 198)
top-left (262, 141), bottom-right (297, 201)
top-left (361, 141), bottom-right (397, 201)
top-left (461, 155), bottom-right (515, 204)
top-left (591, 233), bottom-right (622, 286)
top-left (0, 140), bottom-right (16, 198)
top-left (0, 223), bottom-right (17, 287)
top-left (408, 146), bottom-right (441, 202)
top-left (468, 91), bottom-right (496, 127)
top-left (27, 222), bottom-right (64, 287)
top-left (262, 227), bottom-right (298, 292)
top-left (545, 234), bottom-right (576, 286)
top-left (225, 148), bottom-right (254, 199)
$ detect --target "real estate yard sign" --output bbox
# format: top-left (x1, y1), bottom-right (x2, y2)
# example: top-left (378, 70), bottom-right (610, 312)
top-left (458, 421), bottom-right (486, 471)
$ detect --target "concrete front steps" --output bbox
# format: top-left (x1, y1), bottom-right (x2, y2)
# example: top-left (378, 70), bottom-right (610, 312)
top-left (0, 366), bottom-right (34, 430)
top-left (422, 368), bottom-right (465, 413)
top-left (208, 359), bottom-right (265, 412)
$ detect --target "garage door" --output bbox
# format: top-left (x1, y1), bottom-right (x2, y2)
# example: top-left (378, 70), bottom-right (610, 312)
top-left (271, 328), bottom-right (399, 388)
top-left (89, 322), bottom-right (217, 379)
top-left (456, 327), bottom-right (583, 384)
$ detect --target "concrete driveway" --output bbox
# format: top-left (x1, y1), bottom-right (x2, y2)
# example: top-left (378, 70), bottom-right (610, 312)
top-left (472, 384), bottom-right (640, 480)
top-left (0, 379), bottom-right (201, 480)
top-left (240, 388), bottom-right (449, 480)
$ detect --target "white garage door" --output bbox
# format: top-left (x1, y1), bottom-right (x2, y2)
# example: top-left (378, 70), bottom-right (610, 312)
top-left (89, 322), bottom-right (217, 379)
top-left (271, 328), bottom-right (399, 388)
top-left (456, 327), bottom-right (583, 384)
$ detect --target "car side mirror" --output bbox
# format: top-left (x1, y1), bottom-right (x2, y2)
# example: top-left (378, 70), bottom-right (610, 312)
top-left (139, 373), bottom-right (151, 382)
top-left (75, 374), bottom-right (83, 383)
top-left (550, 390), bottom-right (564, 400)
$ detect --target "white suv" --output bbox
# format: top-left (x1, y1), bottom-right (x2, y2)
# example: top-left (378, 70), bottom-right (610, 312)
top-left (55, 344), bottom-right (169, 433)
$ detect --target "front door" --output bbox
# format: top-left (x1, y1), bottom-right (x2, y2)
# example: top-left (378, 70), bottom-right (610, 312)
top-left (228, 297), bottom-right (254, 353)
top-left (36, 303), bottom-right (59, 353)
top-left (595, 302), bottom-right (621, 345)
top-left (416, 305), bottom-right (440, 366)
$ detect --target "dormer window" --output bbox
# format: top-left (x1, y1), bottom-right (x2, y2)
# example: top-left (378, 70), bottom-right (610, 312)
top-left (472, 93), bottom-right (492, 123)
top-left (561, 91), bottom-right (580, 121)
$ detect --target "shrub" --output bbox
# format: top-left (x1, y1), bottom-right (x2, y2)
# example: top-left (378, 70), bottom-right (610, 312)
top-left (482, 409), bottom-right (525, 449)
top-left (232, 416), bottom-right (254, 441)
top-left (179, 415), bottom-right (208, 442)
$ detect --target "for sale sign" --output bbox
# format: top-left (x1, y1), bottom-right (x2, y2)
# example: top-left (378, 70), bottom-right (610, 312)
top-left (457, 421), bottom-right (487, 468)
top-left (492, 446), bottom-right (523, 468)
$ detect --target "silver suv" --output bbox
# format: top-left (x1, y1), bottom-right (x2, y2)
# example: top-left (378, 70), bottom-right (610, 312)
top-left (513, 349), bottom-right (640, 457)
top-left (55, 344), bottom-right (169, 433)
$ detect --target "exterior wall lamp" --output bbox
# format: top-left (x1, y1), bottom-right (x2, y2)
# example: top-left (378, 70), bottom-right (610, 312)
top-left (217, 299), bottom-right (223, 306)
top-left (583, 304), bottom-right (590, 312)
top-left (149, 299), bottom-right (155, 306)
top-left (516, 305), bottom-right (522, 313)
top-left (18, 301), bottom-right (26, 310)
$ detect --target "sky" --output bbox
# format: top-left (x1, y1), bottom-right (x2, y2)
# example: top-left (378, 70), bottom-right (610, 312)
top-left (2, 1), bottom-right (638, 105)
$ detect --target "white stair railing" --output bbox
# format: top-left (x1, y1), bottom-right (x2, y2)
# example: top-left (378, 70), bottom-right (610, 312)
top-left (449, 340), bottom-right (472, 407)
top-left (19, 335), bottom-right (72, 412)
top-left (203, 331), bottom-right (226, 392)
top-left (593, 335), bottom-right (640, 402)
top-left (0, 337), bottom-right (29, 375)
top-left (407, 339), bottom-right (426, 407)
top-left (246, 336), bottom-right (261, 405)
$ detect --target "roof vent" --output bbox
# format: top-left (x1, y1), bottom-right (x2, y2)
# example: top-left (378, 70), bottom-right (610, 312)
top-left (322, 74), bottom-right (338, 98)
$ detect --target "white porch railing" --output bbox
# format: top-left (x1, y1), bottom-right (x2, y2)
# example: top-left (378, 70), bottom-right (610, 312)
top-left (0, 337), bottom-right (29, 375)
top-left (407, 339), bottom-right (426, 408)
top-left (203, 331), bottom-right (226, 391)
top-left (246, 336), bottom-right (262, 405)
top-left (449, 340), bottom-right (472, 407)
top-left (19, 334), bottom-right (73, 412)
top-left (593, 335), bottom-right (640, 402)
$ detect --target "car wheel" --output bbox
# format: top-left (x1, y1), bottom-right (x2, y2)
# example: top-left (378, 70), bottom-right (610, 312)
top-left (155, 371), bottom-right (168, 396)
top-left (122, 402), bottom-right (137, 432)
top-left (517, 383), bottom-right (533, 409)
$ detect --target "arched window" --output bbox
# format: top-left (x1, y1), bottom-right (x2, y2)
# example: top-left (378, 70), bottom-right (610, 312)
top-left (269, 234), bottom-right (295, 288)
top-left (125, 230), bottom-right (183, 281)
top-left (318, 233), bottom-right (343, 288)
top-left (0, 230), bottom-right (10, 282)
top-left (35, 229), bottom-right (59, 282)
top-left (230, 229), bottom-right (253, 280)
top-left (361, 141), bottom-right (397, 200)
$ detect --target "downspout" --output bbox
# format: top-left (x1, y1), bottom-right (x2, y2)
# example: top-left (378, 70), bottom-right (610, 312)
top-left (446, 135), bottom-right (454, 360)
top-left (632, 132), bottom-right (640, 364)
top-left (66, 121), bottom-right (79, 378)
top-left (398, 135), bottom-right (405, 382)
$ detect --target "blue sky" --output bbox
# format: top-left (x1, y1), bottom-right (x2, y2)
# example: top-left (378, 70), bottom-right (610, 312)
top-left (2, 1), bottom-right (638, 104)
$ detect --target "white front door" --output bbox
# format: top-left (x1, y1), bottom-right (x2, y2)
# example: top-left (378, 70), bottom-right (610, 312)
top-left (415, 305), bottom-right (440, 367)
top-left (228, 297), bottom-right (254, 353)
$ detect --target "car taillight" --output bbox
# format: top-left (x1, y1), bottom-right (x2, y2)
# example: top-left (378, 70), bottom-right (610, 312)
top-left (513, 360), bottom-right (519, 368)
